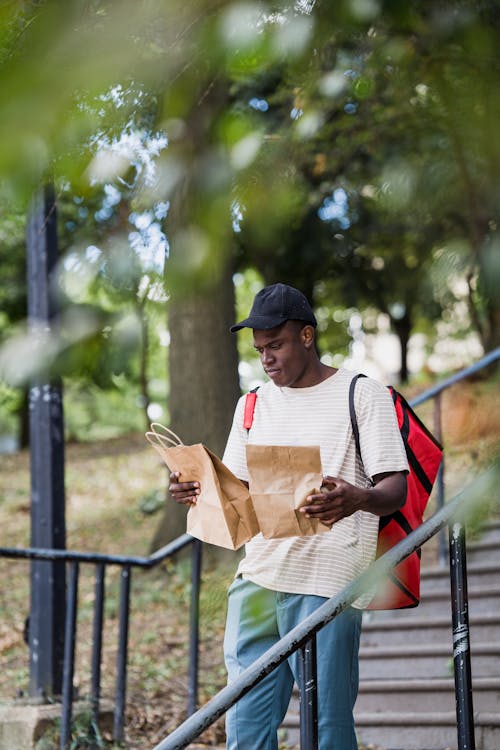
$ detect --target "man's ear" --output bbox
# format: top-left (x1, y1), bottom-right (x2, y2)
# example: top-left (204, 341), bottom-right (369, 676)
top-left (301, 325), bottom-right (315, 349)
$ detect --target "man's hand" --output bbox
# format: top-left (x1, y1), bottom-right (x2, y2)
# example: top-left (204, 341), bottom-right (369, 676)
top-left (300, 476), bottom-right (364, 526)
top-left (168, 471), bottom-right (200, 506)
top-left (300, 471), bottom-right (407, 527)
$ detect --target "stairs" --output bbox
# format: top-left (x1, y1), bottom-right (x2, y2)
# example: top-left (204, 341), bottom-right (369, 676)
top-left (282, 519), bottom-right (500, 750)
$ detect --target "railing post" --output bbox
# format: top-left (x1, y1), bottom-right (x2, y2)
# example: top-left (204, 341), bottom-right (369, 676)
top-left (91, 563), bottom-right (106, 731)
top-left (298, 636), bottom-right (318, 750)
top-left (187, 539), bottom-right (202, 716)
top-left (114, 566), bottom-right (131, 743)
top-left (449, 521), bottom-right (476, 750)
top-left (60, 562), bottom-right (79, 750)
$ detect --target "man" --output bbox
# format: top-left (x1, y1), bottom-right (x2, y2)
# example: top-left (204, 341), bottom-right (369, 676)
top-left (169, 283), bottom-right (409, 750)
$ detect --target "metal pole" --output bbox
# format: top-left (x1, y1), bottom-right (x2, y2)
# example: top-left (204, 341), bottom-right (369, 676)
top-left (27, 183), bottom-right (66, 698)
top-left (91, 564), bottom-right (106, 729)
top-left (449, 521), bottom-right (475, 750)
top-left (114, 566), bottom-right (131, 742)
top-left (187, 539), bottom-right (202, 716)
top-left (298, 636), bottom-right (318, 750)
top-left (60, 562), bottom-right (79, 750)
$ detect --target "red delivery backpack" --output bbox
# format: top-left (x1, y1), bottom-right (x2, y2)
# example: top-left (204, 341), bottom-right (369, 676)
top-left (349, 374), bottom-right (443, 609)
top-left (243, 375), bottom-right (443, 610)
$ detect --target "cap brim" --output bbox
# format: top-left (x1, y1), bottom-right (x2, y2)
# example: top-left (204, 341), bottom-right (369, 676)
top-left (229, 314), bottom-right (287, 333)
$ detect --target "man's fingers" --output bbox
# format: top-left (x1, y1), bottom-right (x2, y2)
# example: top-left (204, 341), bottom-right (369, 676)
top-left (169, 478), bottom-right (200, 492)
top-left (168, 474), bottom-right (201, 506)
top-left (170, 488), bottom-right (199, 506)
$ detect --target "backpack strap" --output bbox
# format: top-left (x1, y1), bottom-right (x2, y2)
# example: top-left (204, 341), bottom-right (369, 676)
top-left (348, 373), bottom-right (366, 462)
top-left (349, 373), bottom-right (377, 487)
top-left (243, 386), bottom-right (260, 431)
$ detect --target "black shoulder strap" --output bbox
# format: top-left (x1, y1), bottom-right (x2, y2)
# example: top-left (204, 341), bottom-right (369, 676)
top-left (348, 373), bottom-right (367, 460)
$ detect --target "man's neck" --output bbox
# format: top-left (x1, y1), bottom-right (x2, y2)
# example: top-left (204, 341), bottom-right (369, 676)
top-left (290, 362), bottom-right (337, 388)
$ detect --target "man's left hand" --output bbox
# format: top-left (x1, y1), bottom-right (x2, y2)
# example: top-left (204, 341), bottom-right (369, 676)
top-left (300, 475), bottom-right (365, 526)
top-left (300, 470), bottom-right (407, 526)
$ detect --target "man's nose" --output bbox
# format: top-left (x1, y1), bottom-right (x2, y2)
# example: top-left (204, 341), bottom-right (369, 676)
top-left (261, 348), bottom-right (274, 364)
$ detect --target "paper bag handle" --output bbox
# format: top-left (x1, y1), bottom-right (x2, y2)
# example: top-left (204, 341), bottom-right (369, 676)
top-left (145, 423), bottom-right (184, 449)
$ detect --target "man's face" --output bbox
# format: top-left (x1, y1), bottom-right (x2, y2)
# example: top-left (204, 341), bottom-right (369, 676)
top-left (252, 321), bottom-right (313, 388)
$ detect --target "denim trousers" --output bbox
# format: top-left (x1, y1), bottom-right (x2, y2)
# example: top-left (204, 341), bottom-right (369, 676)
top-left (223, 577), bottom-right (362, 750)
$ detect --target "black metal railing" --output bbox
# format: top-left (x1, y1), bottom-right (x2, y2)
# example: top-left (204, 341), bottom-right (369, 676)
top-left (0, 534), bottom-right (202, 749)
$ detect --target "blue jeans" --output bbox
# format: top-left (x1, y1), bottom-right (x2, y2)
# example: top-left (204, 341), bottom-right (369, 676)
top-left (223, 577), bottom-right (362, 750)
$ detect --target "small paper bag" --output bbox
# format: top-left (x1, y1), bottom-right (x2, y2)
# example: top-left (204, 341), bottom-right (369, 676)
top-left (146, 424), bottom-right (259, 550)
top-left (246, 444), bottom-right (330, 538)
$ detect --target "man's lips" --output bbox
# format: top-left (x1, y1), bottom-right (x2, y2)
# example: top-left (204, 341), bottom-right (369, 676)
top-left (265, 368), bottom-right (280, 377)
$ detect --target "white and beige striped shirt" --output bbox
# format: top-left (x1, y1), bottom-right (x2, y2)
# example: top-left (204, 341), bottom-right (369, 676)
top-left (222, 368), bottom-right (409, 607)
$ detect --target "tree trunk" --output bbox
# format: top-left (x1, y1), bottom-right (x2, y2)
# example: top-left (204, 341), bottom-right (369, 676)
top-left (149, 76), bottom-right (241, 556)
top-left (168, 265), bottom-right (240, 455)
top-left (149, 261), bottom-right (241, 553)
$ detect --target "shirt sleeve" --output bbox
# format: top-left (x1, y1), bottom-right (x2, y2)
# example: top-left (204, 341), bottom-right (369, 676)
top-left (222, 395), bottom-right (249, 482)
top-left (355, 377), bottom-right (409, 480)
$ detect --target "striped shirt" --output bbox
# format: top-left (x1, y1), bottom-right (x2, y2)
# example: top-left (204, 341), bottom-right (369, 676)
top-left (222, 368), bottom-right (409, 607)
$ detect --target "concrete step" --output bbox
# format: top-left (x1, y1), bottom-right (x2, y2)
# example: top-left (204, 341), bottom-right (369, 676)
top-left (359, 642), bottom-right (500, 680)
top-left (287, 676), bottom-right (500, 719)
top-left (372, 583), bottom-right (500, 618)
top-left (354, 710), bottom-right (500, 750)
top-left (360, 612), bottom-right (500, 647)
top-left (473, 520), bottom-right (500, 546)
top-left (355, 676), bottom-right (500, 714)
top-left (282, 709), bottom-right (500, 750)
top-left (420, 561), bottom-right (500, 593)
top-left (467, 536), bottom-right (500, 564)
top-left (421, 583), bottom-right (500, 616)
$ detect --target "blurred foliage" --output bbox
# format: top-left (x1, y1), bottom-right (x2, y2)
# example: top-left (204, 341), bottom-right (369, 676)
top-left (1, 0), bottom-right (500, 438)
top-left (228, 0), bottom-right (500, 371)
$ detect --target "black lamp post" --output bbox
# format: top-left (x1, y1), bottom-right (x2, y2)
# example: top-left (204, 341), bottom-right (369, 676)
top-left (26, 183), bottom-right (67, 698)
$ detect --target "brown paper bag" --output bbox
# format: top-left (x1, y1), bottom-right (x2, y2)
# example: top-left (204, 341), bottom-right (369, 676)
top-left (246, 444), bottom-right (330, 538)
top-left (146, 424), bottom-right (259, 550)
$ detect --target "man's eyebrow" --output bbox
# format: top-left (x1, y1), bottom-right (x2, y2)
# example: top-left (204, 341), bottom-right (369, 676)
top-left (253, 337), bottom-right (282, 349)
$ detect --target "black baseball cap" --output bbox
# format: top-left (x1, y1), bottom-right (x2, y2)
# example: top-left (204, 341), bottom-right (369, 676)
top-left (230, 283), bottom-right (317, 332)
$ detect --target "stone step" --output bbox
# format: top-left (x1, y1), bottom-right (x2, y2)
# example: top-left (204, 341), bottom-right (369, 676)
top-left (420, 561), bottom-right (500, 592)
top-left (473, 520), bottom-right (500, 546)
top-left (467, 536), bottom-right (500, 564)
top-left (422, 583), bottom-right (500, 616)
top-left (355, 676), bottom-right (500, 714)
top-left (372, 583), bottom-right (500, 619)
top-left (287, 676), bottom-right (500, 718)
top-left (354, 710), bottom-right (500, 750)
top-left (360, 612), bottom-right (500, 647)
top-left (359, 642), bottom-right (500, 680)
top-left (282, 710), bottom-right (500, 750)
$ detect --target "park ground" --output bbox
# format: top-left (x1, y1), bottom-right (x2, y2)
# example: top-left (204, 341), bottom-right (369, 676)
top-left (0, 376), bottom-right (498, 749)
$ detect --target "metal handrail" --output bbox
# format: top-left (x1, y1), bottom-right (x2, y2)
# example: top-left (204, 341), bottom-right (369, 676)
top-left (0, 533), bottom-right (194, 567)
top-left (409, 346), bottom-right (500, 407)
top-left (152, 467), bottom-right (498, 750)
top-left (0, 533), bottom-right (201, 749)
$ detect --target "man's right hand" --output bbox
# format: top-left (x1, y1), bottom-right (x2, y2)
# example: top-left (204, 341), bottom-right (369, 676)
top-left (168, 471), bottom-right (200, 505)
